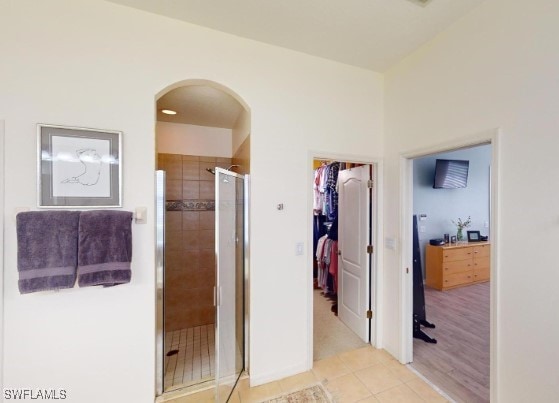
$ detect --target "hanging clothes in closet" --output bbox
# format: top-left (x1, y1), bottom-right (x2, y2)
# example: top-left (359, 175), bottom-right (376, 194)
top-left (315, 217), bottom-right (339, 294)
top-left (313, 161), bottom-right (341, 220)
top-left (313, 161), bottom-right (341, 300)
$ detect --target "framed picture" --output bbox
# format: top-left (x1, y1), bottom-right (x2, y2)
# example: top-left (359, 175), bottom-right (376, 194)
top-left (37, 124), bottom-right (122, 207)
top-left (467, 230), bottom-right (481, 242)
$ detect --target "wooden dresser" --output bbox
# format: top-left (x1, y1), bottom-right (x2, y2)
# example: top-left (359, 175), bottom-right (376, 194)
top-left (425, 242), bottom-right (490, 291)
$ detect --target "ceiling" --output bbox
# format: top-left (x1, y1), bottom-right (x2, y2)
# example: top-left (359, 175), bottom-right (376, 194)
top-left (157, 85), bottom-right (244, 128)
top-left (130, 0), bottom-right (485, 128)
top-left (108, 0), bottom-right (485, 72)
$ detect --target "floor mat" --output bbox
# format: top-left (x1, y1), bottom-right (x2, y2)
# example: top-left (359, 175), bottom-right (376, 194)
top-left (263, 384), bottom-right (332, 403)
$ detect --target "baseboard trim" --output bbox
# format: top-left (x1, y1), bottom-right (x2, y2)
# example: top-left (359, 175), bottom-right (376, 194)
top-left (249, 361), bottom-right (309, 387)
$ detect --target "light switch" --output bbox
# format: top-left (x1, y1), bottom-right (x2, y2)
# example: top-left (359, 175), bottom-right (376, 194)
top-left (295, 242), bottom-right (304, 256)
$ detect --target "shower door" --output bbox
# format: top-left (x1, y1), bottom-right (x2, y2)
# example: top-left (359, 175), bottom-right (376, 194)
top-left (215, 168), bottom-right (245, 402)
top-left (155, 170), bottom-right (166, 396)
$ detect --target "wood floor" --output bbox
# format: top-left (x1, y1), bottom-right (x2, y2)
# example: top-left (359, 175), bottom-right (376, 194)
top-left (411, 282), bottom-right (490, 403)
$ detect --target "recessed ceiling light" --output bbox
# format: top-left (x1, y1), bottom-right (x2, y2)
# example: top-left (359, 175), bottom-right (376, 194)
top-left (161, 109), bottom-right (177, 115)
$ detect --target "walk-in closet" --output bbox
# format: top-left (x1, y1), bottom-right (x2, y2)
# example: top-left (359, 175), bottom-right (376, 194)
top-left (311, 159), bottom-right (376, 360)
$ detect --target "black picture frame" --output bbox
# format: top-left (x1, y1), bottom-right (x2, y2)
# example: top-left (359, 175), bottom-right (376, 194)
top-left (467, 230), bottom-right (481, 242)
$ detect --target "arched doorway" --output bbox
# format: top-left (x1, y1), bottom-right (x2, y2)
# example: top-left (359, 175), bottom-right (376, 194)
top-left (154, 80), bottom-right (250, 401)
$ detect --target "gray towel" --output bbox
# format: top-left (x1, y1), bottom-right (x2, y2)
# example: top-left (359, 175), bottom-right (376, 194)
top-left (17, 211), bottom-right (80, 294)
top-left (77, 210), bottom-right (133, 287)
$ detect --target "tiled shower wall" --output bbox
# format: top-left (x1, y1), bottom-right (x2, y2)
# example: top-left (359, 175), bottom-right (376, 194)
top-left (158, 153), bottom-right (232, 331)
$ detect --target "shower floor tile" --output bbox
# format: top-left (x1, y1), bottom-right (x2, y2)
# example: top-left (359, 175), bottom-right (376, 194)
top-left (164, 324), bottom-right (215, 391)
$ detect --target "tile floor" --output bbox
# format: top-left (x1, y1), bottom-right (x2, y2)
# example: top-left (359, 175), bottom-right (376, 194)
top-left (314, 289), bottom-right (368, 360)
top-left (167, 345), bottom-right (449, 402)
top-left (164, 324), bottom-right (216, 391)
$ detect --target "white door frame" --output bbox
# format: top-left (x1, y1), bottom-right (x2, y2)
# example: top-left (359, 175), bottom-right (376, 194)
top-left (399, 128), bottom-right (500, 403)
top-left (306, 151), bottom-right (384, 370)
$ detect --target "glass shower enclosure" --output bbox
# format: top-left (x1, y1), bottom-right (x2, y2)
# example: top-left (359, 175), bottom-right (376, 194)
top-left (155, 168), bottom-right (246, 401)
top-left (215, 167), bottom-right (245, 402)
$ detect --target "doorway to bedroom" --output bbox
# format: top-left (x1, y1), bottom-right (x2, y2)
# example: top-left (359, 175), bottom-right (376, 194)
top-left (405, 141), bottom-right (494, 403)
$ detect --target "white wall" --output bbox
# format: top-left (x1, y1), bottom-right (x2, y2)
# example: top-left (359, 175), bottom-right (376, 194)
top-left (0, 1), bottom-right (383, 402)
top-left (156, 121), bottom-right (233, 157)
top-left (384, 0), bottom-right (559, 400)
top-left (232, 109), bottom-right (250, 155)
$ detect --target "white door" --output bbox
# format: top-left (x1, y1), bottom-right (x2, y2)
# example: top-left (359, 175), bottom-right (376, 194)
top-left (338, 165), bottom-right (371, 342)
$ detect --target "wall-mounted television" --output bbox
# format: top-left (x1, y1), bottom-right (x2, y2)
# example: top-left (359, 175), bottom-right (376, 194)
top-left (433, 159), bottom-right (469, 189)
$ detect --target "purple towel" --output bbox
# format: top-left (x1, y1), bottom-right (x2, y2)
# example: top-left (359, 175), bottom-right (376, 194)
top-left (17, 211), bottom-right (80, 294)
top-left (77, 210), bottom-right (133, 287)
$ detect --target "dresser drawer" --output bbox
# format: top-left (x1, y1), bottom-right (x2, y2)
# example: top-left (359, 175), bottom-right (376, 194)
top-left (443, 247), bottom-right (473, 262)
top-left (426, 242), bottom-right (490, 291)
top-left (443, 271), bottom-right (473, 288)
top-left (473, 244), bottom-right (490, 258)
top-left (474, 256), bottom-right (490, 270)
top-left (443, 259), bottom-right (473, 275)
top-left (474, 266), bottom-right (490, 281)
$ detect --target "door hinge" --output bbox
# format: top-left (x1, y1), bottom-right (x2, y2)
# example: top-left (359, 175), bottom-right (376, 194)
top-left (367, 179), bottom-right (374, 189)
top-left (366, 310), bottom-right (373, 319)
top-left (367, 245), bottom-right (373, 254)
top-left (406, 267), bottom-right (409, 274)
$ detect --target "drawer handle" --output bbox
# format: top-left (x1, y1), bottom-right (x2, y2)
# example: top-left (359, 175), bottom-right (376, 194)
top-left (467, 252), bottom-right (471, 255)
top-left (445, 280), bottom-right (448, 283)
top-left (468, 276), bottom-right (471, 278)
top-left (474, 251), bottom-right (478, 254)
top-left (468, 264), bottom-right (471, 267)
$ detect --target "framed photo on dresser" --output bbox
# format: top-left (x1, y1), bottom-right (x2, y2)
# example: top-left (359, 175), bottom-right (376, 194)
top-left (467, 230), bottom-right (481, 242)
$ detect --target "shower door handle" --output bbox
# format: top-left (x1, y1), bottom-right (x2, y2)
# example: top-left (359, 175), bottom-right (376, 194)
top-left (214, 286), bottom-right (221, 306)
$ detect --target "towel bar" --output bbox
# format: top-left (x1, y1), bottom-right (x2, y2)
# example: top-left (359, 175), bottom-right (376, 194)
top-left (16, 207), bottom-right (146, 224)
